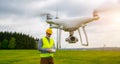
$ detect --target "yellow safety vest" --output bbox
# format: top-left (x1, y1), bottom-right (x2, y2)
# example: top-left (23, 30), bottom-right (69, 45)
top-left (40, 37), bottom-right (54, 58)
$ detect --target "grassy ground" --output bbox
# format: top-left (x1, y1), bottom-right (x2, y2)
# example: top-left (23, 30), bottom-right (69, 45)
top-left (0, 50), bottom-right (120, 64)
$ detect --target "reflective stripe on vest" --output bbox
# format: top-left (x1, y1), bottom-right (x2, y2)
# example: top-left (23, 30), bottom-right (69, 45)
top-left (40, 37), bottom-right (54, 57)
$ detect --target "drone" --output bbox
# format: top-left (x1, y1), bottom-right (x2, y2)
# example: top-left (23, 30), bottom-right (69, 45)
top-left (44, 10), bottom-right (99, 48)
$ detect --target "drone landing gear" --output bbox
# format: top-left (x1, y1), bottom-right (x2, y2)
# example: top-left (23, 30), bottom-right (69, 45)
top-left (78, 26), bottom-right (88, 46)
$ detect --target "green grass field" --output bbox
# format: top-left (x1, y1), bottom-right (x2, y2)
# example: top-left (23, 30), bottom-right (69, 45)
top-left (0, 50), bottom-right (120, 64)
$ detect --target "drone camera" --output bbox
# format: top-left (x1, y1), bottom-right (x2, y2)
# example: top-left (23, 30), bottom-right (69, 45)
top-left (65, 36), bottom-right (78, 43)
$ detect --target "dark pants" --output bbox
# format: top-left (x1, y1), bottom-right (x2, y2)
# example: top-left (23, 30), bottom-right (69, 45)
top-left (40, 57), bottom-right (54, 64)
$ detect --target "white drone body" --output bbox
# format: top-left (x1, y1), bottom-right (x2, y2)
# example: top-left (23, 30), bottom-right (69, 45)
top-left (46, 10), bottom-right (99, 48)
top-left (47, 16), bottom-right (99, 31)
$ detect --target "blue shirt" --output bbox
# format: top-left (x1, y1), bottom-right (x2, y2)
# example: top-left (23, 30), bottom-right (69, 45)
top-left (38, 37), bottom-right (55, 53)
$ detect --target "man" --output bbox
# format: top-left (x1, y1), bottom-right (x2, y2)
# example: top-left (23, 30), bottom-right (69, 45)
top-left (38, 28), bottom-right (56, 64)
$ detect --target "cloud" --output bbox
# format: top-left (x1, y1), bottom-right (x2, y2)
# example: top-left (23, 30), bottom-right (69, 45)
top-left (0, 0), bottom-right (48, 18)
top-left (0, 0), bottom-right (112, 18)
top-left (0, 0), bottom-right (120, 48)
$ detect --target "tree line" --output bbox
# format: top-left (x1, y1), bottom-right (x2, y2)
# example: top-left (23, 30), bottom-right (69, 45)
top-left (0, 31), bottom-right (38, 49)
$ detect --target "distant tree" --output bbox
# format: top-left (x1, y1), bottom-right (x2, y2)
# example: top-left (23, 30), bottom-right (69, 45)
top-left (8, 37), bottom-right (16, 49)
top-left (0, 32), bottom-right (4, 42)
top-left (0, 31), bottom-right (37, 49)
top-left (35, 40), bottom-right (38, 49)
top-left (0, 42), bottom-right (1, 49)
top-left (2, 39), bottom-right (9, 49)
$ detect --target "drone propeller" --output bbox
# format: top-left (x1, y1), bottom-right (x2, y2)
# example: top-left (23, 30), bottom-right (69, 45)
top-left (46, 13), bottom-right (52, 20)
top-left (39, 12), bottom-right (53, 27)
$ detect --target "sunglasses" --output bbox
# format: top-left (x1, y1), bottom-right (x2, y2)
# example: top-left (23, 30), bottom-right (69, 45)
top-left (47, 33), bottom-right (52, 35)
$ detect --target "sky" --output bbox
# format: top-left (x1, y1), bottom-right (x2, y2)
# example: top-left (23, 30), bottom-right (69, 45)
top-left (0, 0), bottom-right (120, 48)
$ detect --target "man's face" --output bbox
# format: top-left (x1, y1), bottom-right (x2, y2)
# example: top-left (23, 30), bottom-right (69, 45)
top-left (46, 32), bottom-right (52, 38)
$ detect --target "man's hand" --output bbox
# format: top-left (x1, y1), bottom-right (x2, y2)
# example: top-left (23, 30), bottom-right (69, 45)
top-left (48, 49), bottom-right (52, 53)
top-left (48, 49), bottom-right (56, 53)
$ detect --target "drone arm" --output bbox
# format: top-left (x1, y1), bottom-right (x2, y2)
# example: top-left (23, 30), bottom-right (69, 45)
top-left (93, 10), bottom-right (100, 20)
top-left (84, 10), bottom-right (99, 24)
top-left (92, 16), bottom-right (99, 20)
top-left (82, 17), bottom-right (98, 24)
top-left (46, 20), bottom-right (62, 29)
top-left (46, 20), bottom-right (55, 24)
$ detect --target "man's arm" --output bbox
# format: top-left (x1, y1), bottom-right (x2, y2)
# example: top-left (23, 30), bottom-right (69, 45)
top-left (51, 40), bottom-right (56, 53)
top-left (38, 39), bottom-right (49, 53)
top-left (52, 40), bottom-right (56, 49)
